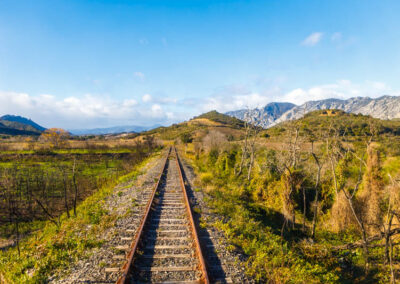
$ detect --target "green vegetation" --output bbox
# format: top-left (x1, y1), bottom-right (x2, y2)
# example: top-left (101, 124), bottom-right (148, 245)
top-left (0, 115), bottom-right (45, 136)
top-left (190, 149), bottom-right (341, 282)
top-left (266, 110), bottom-right (400, 138)
top-left (183, 110), bottom-right (400, 283)
top-left (0, 137), bottom-right (159, 260)
top-left (180, 132), bottom-right (193, 144)
top-left (0, 150), bottom-right (157, 283)
top-left (195, 110), bottom-right (246, 129)
top-left (2, 109), bottom-right (400, 282)
top-left (145, 111), bottom-right (245, 141)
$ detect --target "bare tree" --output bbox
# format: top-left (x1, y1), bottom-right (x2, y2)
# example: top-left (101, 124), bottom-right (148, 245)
top-left (247, 124), bottom-right (261, 181)
top-left (61, 166), bottom-right (70, 218)
top-left (277, 122), bottom-right (304, 235)
top-left (237, 121), bottom-right (250, 176)
top-left (386, 174), bottom-right (400, 283)
top-left (72, 157), bottom-right (78, 217)
top-left (310, 139), bottom-right (323, 239)
top-left (202, 130), bottom-right (227, 152)
top-left (327, 122), bottom-right (373, 272)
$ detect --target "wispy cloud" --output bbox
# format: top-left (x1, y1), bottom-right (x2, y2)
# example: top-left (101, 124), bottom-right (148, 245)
top-left (139, 38), bottom-right (149, 45)
top-left (134, 72), bottom-right (145, 81)
top-left (301, 32), bottom-right (323, 46)
top-left (281, 80), bottom-right (395, 105)
top-left (198, 85), bottom-right (280, 113)
top-left (331, 32), bottom-right (342, 42)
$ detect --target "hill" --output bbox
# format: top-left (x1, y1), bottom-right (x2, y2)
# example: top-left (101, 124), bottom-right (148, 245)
top-left (1, 115), bottom-right (46, 132)
top-left (265, 109), bottom-right (400, 137)
top-left (227, 95), bottom-right (400, 128)
top-left (194, 110), bottom-right (246, 128)
top-left (0, 115), bottom-right (45, 136)
top-left (145, 110), bottom-right (247, 141)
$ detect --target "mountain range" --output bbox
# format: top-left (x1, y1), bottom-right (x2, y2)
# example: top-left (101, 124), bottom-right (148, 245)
top-left (3, 95), bottom-right (400, 136)
top-left (69, 124), bottom-right (162, 135)
top-left (0, 115), bottom-right (46, 136)
top-left (226, 95), bottom-right (400, 128)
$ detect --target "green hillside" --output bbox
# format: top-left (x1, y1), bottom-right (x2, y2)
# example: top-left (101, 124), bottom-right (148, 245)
top-left (195, 110), bottom-right (246, 128)
top-left (266, 109), bottom-right (400, 137)
top-left (145, 110), bottom-right (247, 141)
top-left (0, 115), bottom-right (45, 136)
top-left (1, 115), bottom-right (46, 132)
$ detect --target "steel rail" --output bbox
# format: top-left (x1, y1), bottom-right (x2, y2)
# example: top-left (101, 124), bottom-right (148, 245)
top-left (116, 147), bottom-right (171, 284)
top-left (173, 147), bottom-right (210, 284)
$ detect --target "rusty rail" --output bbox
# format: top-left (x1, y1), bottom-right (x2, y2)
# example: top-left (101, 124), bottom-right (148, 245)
top-left (116, 147), bottom-right (171, 284)
top-left (174, 147), bottom-right (210, 284)
top-left (116, 146), bottom-right (209, 283)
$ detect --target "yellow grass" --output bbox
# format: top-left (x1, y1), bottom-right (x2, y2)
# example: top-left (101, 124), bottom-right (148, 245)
top-left (319, 110), bottom-right (339, 116)
top-left (187, 118), bottom-right (222, 126)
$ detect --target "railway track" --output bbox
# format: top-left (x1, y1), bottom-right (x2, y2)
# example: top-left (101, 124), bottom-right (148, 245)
top-left (117, 147), bottom-right (209, 284)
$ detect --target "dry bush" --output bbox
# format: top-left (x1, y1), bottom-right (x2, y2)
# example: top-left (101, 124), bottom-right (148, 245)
top-left (330, 190), bottom-right (358, 232)
top-left (358, 144), bottom-right (385, 234)
top-left (0, 143), bottom-right (11, 151)
top-left (202, 130), bottom-right (227, 152)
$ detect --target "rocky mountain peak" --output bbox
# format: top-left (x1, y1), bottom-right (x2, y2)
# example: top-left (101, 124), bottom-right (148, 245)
top-left (226, 95), bottom-right (400, 128)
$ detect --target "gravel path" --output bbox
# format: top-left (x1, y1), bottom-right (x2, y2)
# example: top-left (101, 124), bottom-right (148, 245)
top-left (50, 150), bottom-right (167, 283)
top-left (179, 153), bottom-right (256, 284)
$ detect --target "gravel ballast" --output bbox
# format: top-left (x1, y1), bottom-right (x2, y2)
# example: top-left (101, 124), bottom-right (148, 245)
top-left (51, 151), bottom-right (166, 283)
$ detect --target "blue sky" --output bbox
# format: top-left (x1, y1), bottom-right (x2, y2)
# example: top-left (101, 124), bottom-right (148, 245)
top-left (0, 0), bottom-right (399, 128)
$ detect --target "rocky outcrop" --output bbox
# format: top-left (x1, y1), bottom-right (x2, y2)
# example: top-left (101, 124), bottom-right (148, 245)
top-left (226, 96), bottom-right (400, 128)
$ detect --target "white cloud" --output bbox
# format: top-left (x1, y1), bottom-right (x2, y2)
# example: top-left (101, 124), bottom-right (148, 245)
top-left (142, 94), bottom-right (152, 102)
top-left (122, 99), bottom-right (138, 107)
top-left (0, 91), bottom-right (172, 129)
top-left (281, 80), bottom-right (395, 105)
top-left (151, 104), bottom-right (162, 113)
top-left (331, 32), bottom-right (342, 42)
top-left (134, 72), bottom-right (145, 81)
top-left (301, 32), bottom-right (323, 46)
top-left (1, 79), bottom-right (397, 129)
top-left (368, 81), bottom-right (388, 91)
top-left (199, 80), bottom-right (399, 113)
top-left (202, 92), bottom-right (276, 113)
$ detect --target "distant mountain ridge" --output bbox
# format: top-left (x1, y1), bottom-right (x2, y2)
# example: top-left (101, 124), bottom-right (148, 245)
top-left (0, 115), bottom-right (45, 135)
top-left (1, 115), bottom-right (46, 132)
top-left (226, 95), bottom-right (400, 128)
top-left (69, 124), bottom-right (162, 135)
top-left (226, 102), bottom-right (295, 127)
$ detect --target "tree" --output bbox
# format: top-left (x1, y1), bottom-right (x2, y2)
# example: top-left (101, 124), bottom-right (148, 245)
top-left (202, 130), bottom-right (227, 152)
top-left (277, 122), bottom-right (305, 234)
top-left (40, 128), bottom-right (70, 149)
top-left (310, 139), bottom-right (324, 239)
top-left (180, 132), bottom-right (193, 144)
top-left (236, 121), bottom-right (250, 176)
top-left (386, 175), bottom-right (400, 283)
top-left (143, 135), bottom-right (156, 151)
